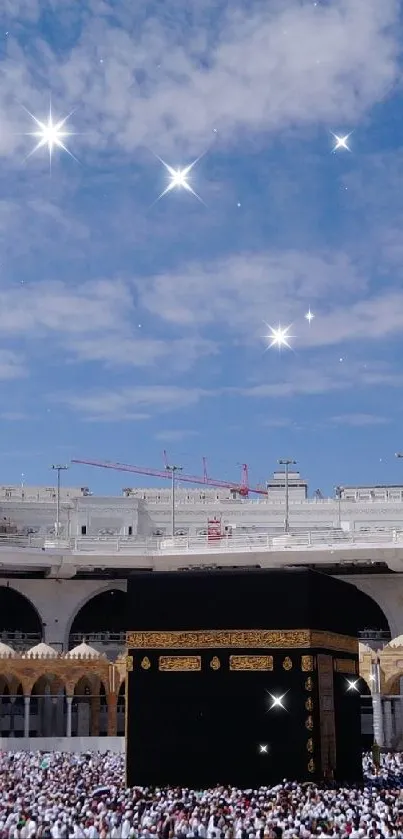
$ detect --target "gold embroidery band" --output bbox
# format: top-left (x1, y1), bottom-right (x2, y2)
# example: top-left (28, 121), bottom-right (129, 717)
top-left (159, 656), bottom-right (201, 672)
top-left (333, 658), bottom-right (358, 675)
top-left (127, 629), bottom-right (357, 655)
top-left (229, 655), bottom-right (273, 671)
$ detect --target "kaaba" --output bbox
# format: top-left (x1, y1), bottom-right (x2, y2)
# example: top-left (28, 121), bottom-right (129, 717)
top-left (126, 568), bottom-right (362, 788)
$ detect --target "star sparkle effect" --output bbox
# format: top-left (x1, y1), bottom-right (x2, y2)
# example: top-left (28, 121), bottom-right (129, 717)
top-left (24, 104), bottom-right (77, 169)
top-left (347, 679), bottom-right (359, 692)
top-left (266, 691), bottom-right (288, 711)
top-left (305, 308), bottom-right (314, 324)
top-left (332, 132), bottom-right (352, 153)
top-left (153, 154), bottom-right (205, 204)
top-left (263, 323), bottom-right (294, 350)
top-left (259, 744), bottom-right (268, 754)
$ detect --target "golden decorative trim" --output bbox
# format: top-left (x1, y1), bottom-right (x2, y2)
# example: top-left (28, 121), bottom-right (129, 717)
top-left (305, 677), bottom-right (313, 692)
top-left (127, 629), bottom-right (357, 654)
top-left (305, 716), bottom-right (313, 731)
top-left (141, 657), bottom-right (151, 670)
top-left (229, 655), bottom-right (273, 671)
top-left (334, 658), bottom-right (358, 675)
top-left (306, 738), bottom-right (314, 753)
top-left (301, 655), bottom-right (314, 672)
top-left (125, 656), bottom-right (134, 672)
top-left (317, 654), bottom-right (337, 779)
top-left (210, 656), bottom-right (221, 670)
top-left (159, 656), bottom-right (201, 672)
top-left (305, 697), bottom-right (313, 712)
top-left (307, 759), bottom-right (315, 774)
top-left (283, 656), bottom-right (292, 671)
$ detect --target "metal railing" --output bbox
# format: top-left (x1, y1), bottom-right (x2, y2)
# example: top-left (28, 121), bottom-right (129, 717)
top-left (0, 527), bottom-right (403, 555)
top-left (69, 632), bottom-right (126, 647)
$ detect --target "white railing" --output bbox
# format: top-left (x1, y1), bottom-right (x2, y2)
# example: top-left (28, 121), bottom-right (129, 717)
top-left (1, 528), bottom-right (403, 555)
top-left (49, 528), bottom-right (403, 554)
top-left (156, 529), bottom-right (403, 555)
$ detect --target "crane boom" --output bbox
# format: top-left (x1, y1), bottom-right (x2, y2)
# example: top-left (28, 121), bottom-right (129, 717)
top-left (71, 457), bottom-right (267, 496)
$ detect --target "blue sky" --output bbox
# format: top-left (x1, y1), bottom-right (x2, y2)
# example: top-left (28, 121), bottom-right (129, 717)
top-left (1, 0), bottom-right (403, 497)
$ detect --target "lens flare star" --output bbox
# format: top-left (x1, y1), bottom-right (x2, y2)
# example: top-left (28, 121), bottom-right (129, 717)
top-left (263, 324), bottom-right (294, 350)
top-left (305, 308), bottom-right (315, 324)
top-left (23, 104), bottom-right (77, 169)
top-left (331, 133), bottom-right (352, 152)
top-left (347, 679), bottom-right (359, 692)
top-left (24, 105), bottom-right (77, 167)
top-left (154, 154), bottom-right (205, 205)
top-left (266, 692), bottom-right (287, 711)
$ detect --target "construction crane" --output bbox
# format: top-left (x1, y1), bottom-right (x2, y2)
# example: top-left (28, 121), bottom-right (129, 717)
top-left (71, 457), bottom-right (268, 497)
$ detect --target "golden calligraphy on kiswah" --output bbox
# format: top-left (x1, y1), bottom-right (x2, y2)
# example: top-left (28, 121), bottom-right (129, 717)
top-left (229, 655), bottom-right (273, 671)
top-left (126, 629), bottom-right (357, 653)
top-left (127, 630), bottom-right (310, 649)
top-left (159, 656), bottom-right (201, 672)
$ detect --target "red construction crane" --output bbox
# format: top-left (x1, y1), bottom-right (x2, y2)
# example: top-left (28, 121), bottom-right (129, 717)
top-left (71, 457), bottom-right (267, 497)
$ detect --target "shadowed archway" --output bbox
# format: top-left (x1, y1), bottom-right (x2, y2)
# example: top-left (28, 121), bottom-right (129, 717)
top-left (0, 587), bottom-right (42, 645)
top-left (331, 576), bottom-right (391, 640)
top-left (69, 588), bottom-right (127, 649)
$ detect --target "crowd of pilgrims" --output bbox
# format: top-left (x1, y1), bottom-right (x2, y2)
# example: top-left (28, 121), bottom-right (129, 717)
top-left (0, 752), bottom-right (402, 838)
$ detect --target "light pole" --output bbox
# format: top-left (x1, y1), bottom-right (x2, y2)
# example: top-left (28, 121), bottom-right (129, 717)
top-left (51, 465), bottom-right (69, 538)
top-left (334, 485), bottom-right (343, 528)
top-left (166, 464), bottom-right (182, 537)
top-left (278, 458), bottom-right (296, 534)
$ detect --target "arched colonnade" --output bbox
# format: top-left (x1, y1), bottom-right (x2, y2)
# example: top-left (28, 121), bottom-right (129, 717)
top-left (0, 642), bottom-right (127, 739)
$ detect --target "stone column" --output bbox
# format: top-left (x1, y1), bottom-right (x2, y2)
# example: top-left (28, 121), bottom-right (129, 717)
top-left (23, 696), bottom-right (30, 738)
top-left (90, 695), bottom-right (101, 736)
top-left (384, 700), bottom-right (394, 749)
top-left (9, 697), bottom-right (16, 738)
top-left (107, 694), bottom-right (117, 736)
top-left (372, 660), bottom-right (384, 748)
top-left (66, 696), bottom-right (73, 738)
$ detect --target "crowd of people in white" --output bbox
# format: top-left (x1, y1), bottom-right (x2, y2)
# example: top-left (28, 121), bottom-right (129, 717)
top-left (0, 752), bottom-right (402, 839)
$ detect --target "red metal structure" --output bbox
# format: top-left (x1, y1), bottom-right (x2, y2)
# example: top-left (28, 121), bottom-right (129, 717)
top-left (71, 458), bottom-right (267, 497)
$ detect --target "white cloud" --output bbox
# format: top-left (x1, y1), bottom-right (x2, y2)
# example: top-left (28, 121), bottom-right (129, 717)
top-left (0, 0), bottom-right (399, 158)
top-left (136, 249), bottom-right (403, 348)
top-left (0, 351), bottom-right (26, 380)
top-left (138, 250), bottom-right (364, 330)
top-left (155, 429), bottom-right (199, 442)
top-left (329, 413), bottom-right (390, 427)
top-left (56, 358), bottom-right (403, 420)
top-left (56, 385), bottom-right (210, 420)
top-left (239, 361), bottom-right (403, 399)
top-left (69, 335), bottom-right (218, 370)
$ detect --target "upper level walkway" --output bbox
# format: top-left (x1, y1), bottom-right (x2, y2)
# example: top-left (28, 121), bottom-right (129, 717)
top-left (1, 527), bottom-right (403, 577)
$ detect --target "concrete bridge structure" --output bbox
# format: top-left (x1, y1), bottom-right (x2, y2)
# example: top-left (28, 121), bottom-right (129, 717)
top-left (0, 527), bottom-right (401, 650)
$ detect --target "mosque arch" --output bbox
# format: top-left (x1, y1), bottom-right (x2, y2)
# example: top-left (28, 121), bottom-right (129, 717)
top-left (117, 680), bottom-right (125, 735)
top-left (0, 586), bottom-right (42, 639)
top-left (68, 587), bottom-right (127, 646)
top-left (30, 674), bottom-right (66, 738)
top-left (337, 577), bottom-right (391, 638)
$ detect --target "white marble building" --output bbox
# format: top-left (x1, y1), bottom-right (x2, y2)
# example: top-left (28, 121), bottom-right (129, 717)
top-left (1, 472), bottom-right (403, 540)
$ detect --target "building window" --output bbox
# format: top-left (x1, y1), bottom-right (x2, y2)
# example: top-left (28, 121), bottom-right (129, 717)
top-left (128, 526), bottom-right (133, 536)
top-left (81, 525), bottom-right (87, 535)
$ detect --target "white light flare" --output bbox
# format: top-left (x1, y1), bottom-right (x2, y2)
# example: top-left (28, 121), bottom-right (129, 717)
top-left (263, 323), bottom-right (294, 351)
top-left (259, 744), bottom-right (268, 754)
top-left (347, 679), bottom-right (359, 692)
top-left (24, 104), bottom-right (77, 169)
top-left (266, 691), bottom-right (287, 711)
top-left (154, 154), bottom-right (205, 204)
top-left (331, 132), bottom-right (352, 153)
top-left (305, 308), bottom-right (314, 324)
